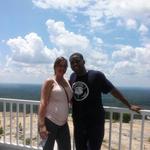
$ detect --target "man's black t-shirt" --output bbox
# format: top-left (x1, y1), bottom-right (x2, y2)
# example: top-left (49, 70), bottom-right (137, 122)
top-left (70, 70), bottom-right (114, 123)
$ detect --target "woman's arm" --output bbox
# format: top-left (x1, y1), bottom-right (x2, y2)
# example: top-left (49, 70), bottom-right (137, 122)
top-left (38, 79), bottom-right (54, 138)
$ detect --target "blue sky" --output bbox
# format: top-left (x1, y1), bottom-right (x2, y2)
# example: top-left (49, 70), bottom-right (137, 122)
top-left (0, 0), bottom-right (150, 87)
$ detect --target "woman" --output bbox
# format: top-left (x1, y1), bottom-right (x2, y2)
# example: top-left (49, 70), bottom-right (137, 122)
top-left (38, 57), bottom-right (72, 150)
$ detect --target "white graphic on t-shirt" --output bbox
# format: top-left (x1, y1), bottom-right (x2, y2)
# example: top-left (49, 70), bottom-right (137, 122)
top-left (72, 81), bottom-right (89, 101)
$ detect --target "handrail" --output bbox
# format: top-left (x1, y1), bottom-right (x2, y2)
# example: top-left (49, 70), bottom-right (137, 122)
top-left (0, 98), bottom-right (150, 150)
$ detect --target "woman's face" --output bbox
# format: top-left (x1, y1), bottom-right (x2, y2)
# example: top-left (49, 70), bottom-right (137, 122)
top-left (55, 61), bottom-right (67, 76)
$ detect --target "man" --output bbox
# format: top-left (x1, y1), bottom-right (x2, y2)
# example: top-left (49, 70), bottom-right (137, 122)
top-left (69, 52), bottom-right (141, 150)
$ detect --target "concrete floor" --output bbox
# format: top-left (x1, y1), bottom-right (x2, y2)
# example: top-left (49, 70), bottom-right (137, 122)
top-left (0, 144), bottom-right (41, 150)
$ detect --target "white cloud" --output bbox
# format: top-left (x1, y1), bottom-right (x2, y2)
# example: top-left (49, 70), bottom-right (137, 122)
top-left (112, 45), bottom-right (150, 65)
top-left (84, 50), bottom-right (111, 76)
top-left (138, 24), bottom-right (149, 35)
top-left (32, 0), bottom-right (90, 10)
top-left (46, 19), bottom-right (90, 51)
top-left (126, 19), bottom-right (137, 30)
top-left (3, 20), bottom-right (92, 83)
top-left (6, 32), bottom-right (63, 65)
top-left (135, 47), bottom-right (150, 65)
top-left (32, 0), bottom-right (150, 31)
top-left (0, 64), bottom-right (53, 84)
top-left (4, 32), bottom-right (66, 84)
top-left (111, 44), bottom-right (150, 77)
top-left (112, 61), bottom-right (137, 75)
top-left (84, 0), bottom-right (150, 28)
top-left (93, 37), bottom-right (103, 45)
top-left (90, 50), bottom-right (108, 65)
top-left (4, 23), bottom-right (91, 83)
top-left (112, 45), bottom-right (136, 61)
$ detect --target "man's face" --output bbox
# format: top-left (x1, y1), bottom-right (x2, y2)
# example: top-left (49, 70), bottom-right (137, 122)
top-left (69, 55), bottom-right (84, 74)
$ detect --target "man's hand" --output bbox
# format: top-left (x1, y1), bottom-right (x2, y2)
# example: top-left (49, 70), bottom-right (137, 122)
top-left (129, 105), bottom-right (141, 113)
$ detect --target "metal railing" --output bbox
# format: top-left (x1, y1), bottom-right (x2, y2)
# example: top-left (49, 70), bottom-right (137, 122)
top-left (0, 98), bottom-right (150, 150)
top-left (104, 106), bottom-right (150, 150)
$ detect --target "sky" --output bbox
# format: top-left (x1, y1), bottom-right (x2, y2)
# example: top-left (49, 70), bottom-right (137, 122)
top-left (0, 0), bottom-right (150, 87)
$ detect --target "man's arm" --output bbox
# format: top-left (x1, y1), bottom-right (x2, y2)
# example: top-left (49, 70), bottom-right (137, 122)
top-left (110, 88), bottom-right (141, 113)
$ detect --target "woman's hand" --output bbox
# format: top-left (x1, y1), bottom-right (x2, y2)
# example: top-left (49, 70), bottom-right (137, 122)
top-left (39, 125), bottom-right (49, 139)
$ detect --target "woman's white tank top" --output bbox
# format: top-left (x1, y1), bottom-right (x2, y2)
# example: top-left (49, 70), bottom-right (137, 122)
top-left (45, 78), bottom-right (72, 126)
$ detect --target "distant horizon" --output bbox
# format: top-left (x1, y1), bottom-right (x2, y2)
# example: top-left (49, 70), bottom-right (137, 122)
top-left (0, 82), bottom-right (150, 109)
top-left (0, 82), bottom-right (150, 89)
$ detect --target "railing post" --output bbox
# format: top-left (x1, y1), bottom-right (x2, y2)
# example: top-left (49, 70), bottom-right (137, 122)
top-left (108, 111), bottom-right (113, 150)
top-left (36, 105), bottom-right (40, 149)
top-left (118, 112), bottom-right (123, 150)
top-left (16, 102), bottom-right (19, 145)
top-left (3, 101), bottom-right (6, 143)
top-left (129, 113), bottom-right (133, 150)
top-left (140, 114), bottom-right (145, 150)
top-left (10, 102), bottom-right (12, 144)
top-left (30, 104), bottom-right (33, 147)
top-left (23, 103), bottom-right (26, 145)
